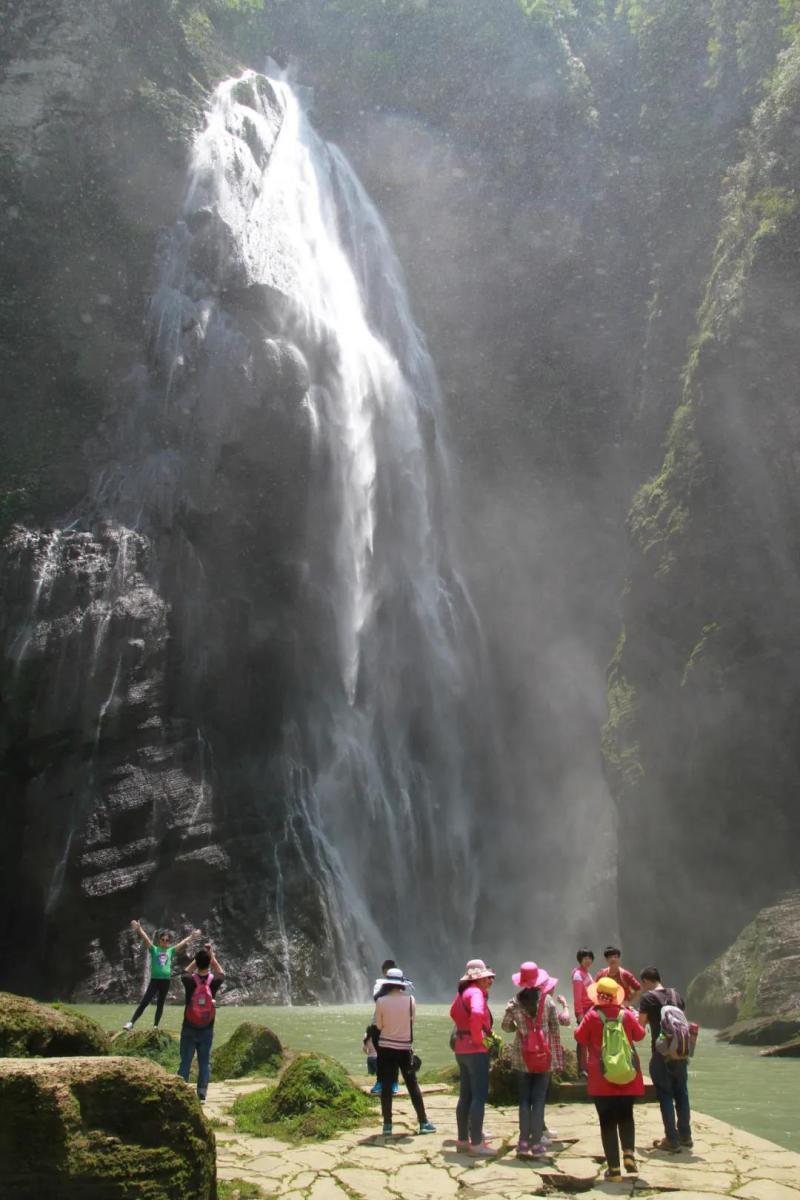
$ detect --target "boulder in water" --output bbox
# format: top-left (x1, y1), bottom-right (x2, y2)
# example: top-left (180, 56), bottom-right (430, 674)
top-left (0, 993), bottom-right (109, 1057)
top-left (717, 1013), bottom-right (800, 1046)
top-left (0, 1055), bottom-right (216, 1199)
top-left (213, 1022), bottom-right (283, 1080)
top-left (761, 1037), bottom-right (800, 1057)
top-left (686, 891), bottom-right (800, 1025)
top-left (231, 1052), bottom-right (370, 1141)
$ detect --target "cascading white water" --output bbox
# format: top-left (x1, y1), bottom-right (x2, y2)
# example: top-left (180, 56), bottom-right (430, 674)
top-left (147, 70), bottom-right (494, 993)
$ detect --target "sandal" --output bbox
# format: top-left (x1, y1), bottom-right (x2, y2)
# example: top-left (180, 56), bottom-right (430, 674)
top-left (623, 1153), bottom-right (638, 1174)
top-left (652, 1137), bottom-right (681, 1152)
top-left (603, 1168), bottom-right (623, 1182)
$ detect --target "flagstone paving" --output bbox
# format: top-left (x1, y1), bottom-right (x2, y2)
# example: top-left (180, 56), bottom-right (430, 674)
top-left (206, 1080), bottom-right (800, 1198)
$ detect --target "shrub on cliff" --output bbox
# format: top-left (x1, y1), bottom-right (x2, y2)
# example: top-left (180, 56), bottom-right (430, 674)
top-left (213, 1022), bottom-right (283, 1080)
top-left (0, 993), bottom-right (110, 1057)
top-left (0, 1056), bottom-right (216, 1199)
top-left (232, 1052), bottom-right (370, 1141)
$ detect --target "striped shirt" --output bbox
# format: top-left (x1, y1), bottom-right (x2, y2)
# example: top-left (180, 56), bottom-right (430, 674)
top-left (374, 992), bottom-right (415, 1050)
top-left (501, 994), bottom-right (566, 1073)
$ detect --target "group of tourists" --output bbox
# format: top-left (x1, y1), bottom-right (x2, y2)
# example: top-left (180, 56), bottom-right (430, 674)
top-left (368, 945), bottom-right (696, 1183)
top-left (122, 922), bottom-right (696, 1182)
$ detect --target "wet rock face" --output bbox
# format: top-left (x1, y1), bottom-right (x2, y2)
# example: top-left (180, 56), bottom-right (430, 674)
top-left (687, 892), bottom-right (800, 1027)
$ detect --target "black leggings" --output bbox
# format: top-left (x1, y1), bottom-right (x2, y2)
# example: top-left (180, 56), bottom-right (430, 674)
top-left (594, 1096), bottom-right (635, 1170)
top-left (377, 1048), bottom-right (427, 1125)
top-left (130, 978), bottom-right (171, 1026)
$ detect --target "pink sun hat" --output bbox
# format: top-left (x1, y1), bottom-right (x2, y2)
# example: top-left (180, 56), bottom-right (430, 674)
top-left (512, 961), bottom-right (558, 992)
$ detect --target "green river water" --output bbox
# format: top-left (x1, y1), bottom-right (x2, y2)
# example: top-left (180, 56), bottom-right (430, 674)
top-left (77, 1004), bottom-right (800, 1152)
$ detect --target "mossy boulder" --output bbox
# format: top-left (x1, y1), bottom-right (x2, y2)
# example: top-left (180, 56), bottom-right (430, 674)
top-left (488, 1043), bottom-right (580, 1105)
top-left (212, 1023), bottom-right (283, 1080)
top-left (114, 1028), bottom-right (180, 1070)
top-left (232, 1052), bottom-right (371, 1142)
top-left (0, 1055), bottom-right (216, 1199)
top-left (687, 892), bottom-right (800, 1025)
top-left (0, 993), bottom-right (110, 1058)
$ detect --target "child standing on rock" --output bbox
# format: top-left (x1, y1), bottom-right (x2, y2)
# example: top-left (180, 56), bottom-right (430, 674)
top-left (122, 920), bottom-right (201, 1031)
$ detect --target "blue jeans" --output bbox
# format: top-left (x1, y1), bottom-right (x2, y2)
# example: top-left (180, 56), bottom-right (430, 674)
top-left (649, 1055), bottom-right (691, 1143)
top-left (455, 1052), bottom-right (490, 1145)
top-left (515, 1069), bottom-right (550, 1144)
top-left (178, 1023), bottom-right (214, 1098)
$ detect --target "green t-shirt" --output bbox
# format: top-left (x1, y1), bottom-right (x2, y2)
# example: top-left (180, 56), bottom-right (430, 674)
top-left (149, 944), bottom-right (174, 980)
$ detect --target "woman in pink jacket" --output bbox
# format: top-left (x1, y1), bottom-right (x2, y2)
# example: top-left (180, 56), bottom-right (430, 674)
top-left (449, 958), bottom-right (496, 1156)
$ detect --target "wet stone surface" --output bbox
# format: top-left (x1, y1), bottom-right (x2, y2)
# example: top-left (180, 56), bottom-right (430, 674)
top-left (204, 1080), bottom-right (800, 1199)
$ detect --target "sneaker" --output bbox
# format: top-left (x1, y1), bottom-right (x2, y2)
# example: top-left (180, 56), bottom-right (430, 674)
top-left (468, 1142), bottom-right (496, 1157)
top-left (529, 1143), bottom-right (547, 1156)
top-left (123, 1022), bottom-right (133, 1031)
top-left (382, 1123), bottom-right (393, 1137)
top-left (418, 1121), bottom-right (437, 1134)
top-left (680, 1135), bottom-right (694, 1148)
top-left (197, 1093), bottom-right (207, 1103)
top-left (652, 1138), bottom-right (681, 1153)
top-left (516, 1140), bottom-right (531, 1159)
top-left (455, 1140), bottom-right (470, 1152)
top-left (369, 1082), bottom-right (382, 1095)
top-left (391, 1081), bottom-right (399, 1095)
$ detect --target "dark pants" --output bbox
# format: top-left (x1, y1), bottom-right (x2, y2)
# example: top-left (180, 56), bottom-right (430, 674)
top-left (177, 1023), bottom-right (214, 1098)
top-left (575, 1017), bottom-right (589, 1073)
top-left (455, 1052), bottom-right (490, 1145)
top-left (130, 977), bottom-right (170, 1026)
top-left (594, 1096), bottom-right (636, 1170)
top-left (376, 1048), bottom-right (427, 1125)
top-left (650, 1055), bottom-right (691, 1144)
top-left (515, 1069), bottom-right (550, 1145)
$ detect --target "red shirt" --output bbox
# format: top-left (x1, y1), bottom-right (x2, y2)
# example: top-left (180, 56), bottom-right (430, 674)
top-left (596, 965), bottom-right (641, 1002)
top-left (573, 1005), bottom-right (646, 1097)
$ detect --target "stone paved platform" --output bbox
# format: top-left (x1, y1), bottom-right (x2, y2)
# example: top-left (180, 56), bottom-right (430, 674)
top-left (206, 1081), bottom-right (800, 1199)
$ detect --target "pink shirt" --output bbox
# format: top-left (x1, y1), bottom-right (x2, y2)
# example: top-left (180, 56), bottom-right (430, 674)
top-left (572, 966), bottom-right (594, 1019)
top-left (375, 991), bottom-right (415, 1050)
top-left (450, 984), bottom-right (492, 1054)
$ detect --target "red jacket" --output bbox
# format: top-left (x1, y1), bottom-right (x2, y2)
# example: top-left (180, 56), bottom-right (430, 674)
top-left (574, 1005), bottom-right (646, 1096)
top-left (450, 985), bottom-right (492, 1054)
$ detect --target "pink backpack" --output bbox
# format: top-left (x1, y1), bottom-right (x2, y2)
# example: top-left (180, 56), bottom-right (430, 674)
top-left (185, 972), bottom-right (215, 1027)
top-left (520, 995), bottom-right (552, 1073)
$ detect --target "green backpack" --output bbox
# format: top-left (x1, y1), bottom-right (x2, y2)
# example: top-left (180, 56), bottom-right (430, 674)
top-left (597, 1010), bottom-right (637, 1085)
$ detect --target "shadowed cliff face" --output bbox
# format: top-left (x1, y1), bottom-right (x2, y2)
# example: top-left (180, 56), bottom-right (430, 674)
top-left (605, 40), bottom-right (800, 978)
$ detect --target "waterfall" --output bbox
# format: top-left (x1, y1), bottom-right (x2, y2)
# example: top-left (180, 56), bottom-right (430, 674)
top-left (145, 71), bottom-right (492, 993)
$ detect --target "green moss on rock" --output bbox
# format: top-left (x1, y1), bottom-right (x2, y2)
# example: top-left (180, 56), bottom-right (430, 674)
top-left (232, 1052), bottom-right (371, 1143)
top-left (213, 1022), bottom-right (283, 1080)
top-left (114, 1028), bottom-right (180, 1070)
top-left (0, 1055), bottom-right (216, 1199)
top-left (0, 993), bottom-right (110, 1058)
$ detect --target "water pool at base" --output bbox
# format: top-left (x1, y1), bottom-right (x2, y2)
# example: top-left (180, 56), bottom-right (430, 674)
top-left (77, 1004), bottom-right (800, 1152)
